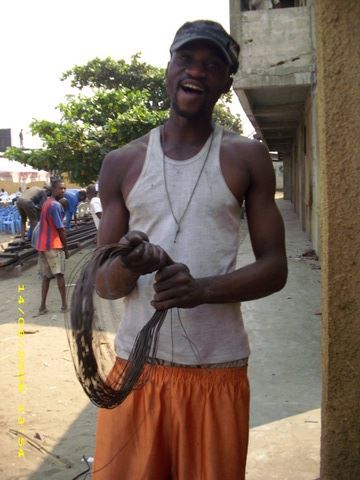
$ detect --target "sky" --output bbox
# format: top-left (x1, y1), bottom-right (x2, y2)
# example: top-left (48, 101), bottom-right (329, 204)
top-left (0, 0), bottom-right (254, 149)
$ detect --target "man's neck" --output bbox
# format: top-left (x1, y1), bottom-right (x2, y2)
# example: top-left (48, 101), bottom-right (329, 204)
top-left (163, 115), bottom-right (213, 159)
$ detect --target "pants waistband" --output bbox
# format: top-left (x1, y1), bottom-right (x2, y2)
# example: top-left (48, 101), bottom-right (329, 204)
top-left (115, 357), bottom-right (248, 384)
top-left (146, 357), bottom-right (248, 369)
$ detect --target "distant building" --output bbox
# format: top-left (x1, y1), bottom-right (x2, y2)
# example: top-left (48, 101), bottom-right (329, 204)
top-left (0, 129), bottom-right (11, 153)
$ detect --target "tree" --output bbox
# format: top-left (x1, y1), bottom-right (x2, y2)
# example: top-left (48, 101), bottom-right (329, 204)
top-left (6, 55), bottom-right (242, 186)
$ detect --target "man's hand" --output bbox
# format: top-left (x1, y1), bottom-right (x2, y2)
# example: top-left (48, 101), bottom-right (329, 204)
top-left (151, 263), bottom-right (205, 310)
top-left (120, 231), bottom-right (170, 275)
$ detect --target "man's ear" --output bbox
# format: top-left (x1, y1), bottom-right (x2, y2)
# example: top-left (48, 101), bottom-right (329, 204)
top-left (222, 76), bottom-right (233, 94)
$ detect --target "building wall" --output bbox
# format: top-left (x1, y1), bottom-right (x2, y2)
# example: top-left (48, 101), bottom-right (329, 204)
top-left (283, 153), bottom-right (292, 199)
top-left (0, 180), bottom-right (45, 195)
top-left (304, 96), bottom-right (312, 239)
top-left (0, 178), bottom-right (81, 195)
top-left (292, 117), bottom-right (305, 228)
top-left (309, 92), bottom-right (320, 253)
top-left (279, 90), bottom-right (320, 250)
top-left (230, 4), bottom-right (312, 88)
top-left (315, 0), bottom-right (360, 477)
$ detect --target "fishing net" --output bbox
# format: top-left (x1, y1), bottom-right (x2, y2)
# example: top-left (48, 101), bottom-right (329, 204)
top-left (65, 243), bottom-right (168, 409)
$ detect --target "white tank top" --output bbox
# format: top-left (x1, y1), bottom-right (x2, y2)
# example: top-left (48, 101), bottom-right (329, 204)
top-left (114, 124), bottom-right (250, 364)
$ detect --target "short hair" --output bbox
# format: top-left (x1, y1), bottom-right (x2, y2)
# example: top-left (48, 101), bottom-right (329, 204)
top-left (78, 190), bottom-right (87, 201)
top-left (86, 184), bottom-right (97, 196)
top-left (51, 177), bottom-right (64, 189)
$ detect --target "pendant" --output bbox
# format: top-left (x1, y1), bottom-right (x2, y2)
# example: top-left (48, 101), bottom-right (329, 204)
top-left (174, 225), bottom-right (180, 243)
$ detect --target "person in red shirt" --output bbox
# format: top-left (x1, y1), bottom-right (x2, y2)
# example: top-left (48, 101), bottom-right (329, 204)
top-left (36, 178), bottom-right (69, 314)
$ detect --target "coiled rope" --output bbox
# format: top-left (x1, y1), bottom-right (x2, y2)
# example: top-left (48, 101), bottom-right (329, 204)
top-left (66, 243), bottom-right (169, 409)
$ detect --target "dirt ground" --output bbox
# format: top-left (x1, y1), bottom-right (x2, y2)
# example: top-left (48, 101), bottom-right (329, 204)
top-left (0, 222), bottom-right (250, 480)
top-left (0, 228), bottom-right (250, 480)
top-left (0, 226), bottom-right (250, 480)
top-left (0, 200), bottom-right (321, 480)
top-left (0, 238), bottom-right (100, 480)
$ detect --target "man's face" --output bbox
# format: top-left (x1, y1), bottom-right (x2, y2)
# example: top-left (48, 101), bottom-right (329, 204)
top-left (78, 190), bottom-right (87, 202)
top-left (53, 182), bottom-right (66, 200)
top-left (166, 40), bottom-right (232, 118)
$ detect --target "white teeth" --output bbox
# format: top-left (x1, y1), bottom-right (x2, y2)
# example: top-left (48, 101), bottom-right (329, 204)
top-left (182, 83), bottom-right (203, 92)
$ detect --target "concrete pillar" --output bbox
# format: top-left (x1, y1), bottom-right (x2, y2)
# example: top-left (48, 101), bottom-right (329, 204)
top-left (282, 153), bottom-right (291, 200)
top-left (315, 1), bottom-right (360, 478)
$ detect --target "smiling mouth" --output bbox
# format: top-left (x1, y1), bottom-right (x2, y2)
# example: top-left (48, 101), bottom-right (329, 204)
top-left (181, 82), bottom-right (205, 95)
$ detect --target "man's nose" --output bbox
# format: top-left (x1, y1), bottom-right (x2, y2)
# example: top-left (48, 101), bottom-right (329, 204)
top-left (185, 60), bottom-right (207, 77)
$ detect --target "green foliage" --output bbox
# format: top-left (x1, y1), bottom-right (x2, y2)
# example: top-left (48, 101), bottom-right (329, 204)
top-left (5, 55), bottom-right (242, 185)
top-left (214, 102), bottom-right (243, 135)
top-left (62, 55), bottom-right (168, 112)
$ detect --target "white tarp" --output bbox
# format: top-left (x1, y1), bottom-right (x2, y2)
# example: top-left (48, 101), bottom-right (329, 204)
top-left (0, 156), bottom-right (50, 185)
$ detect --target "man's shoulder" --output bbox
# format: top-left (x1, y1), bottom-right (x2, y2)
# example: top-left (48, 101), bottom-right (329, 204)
top-left (103, 132), bottom-right (151, 169)
top-left (64, 189), bottom-right (78, 198)
top-left (22, 186), bottom-right (41, 200)
top-left (222, 128), bottom-right (267, 150)
top-left (42, 197), bottom-right (51, 208)
top-left (48, 200), bottom-right (63, 226)
top-left (46, 198), bottom-right (61, 211)
top-left (222, 128), bottom-right (270, 162)
top-left (40, 198), bottom-right (58, 220)
top-left (90, 196), bottom-right (101, 207)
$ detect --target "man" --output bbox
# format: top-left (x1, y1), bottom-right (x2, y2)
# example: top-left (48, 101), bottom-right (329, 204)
top-left (19, 129), bottom-right (24, 148)
top-left (16, 186), bottom-right (47, 240)
top-left (0, 188), bottom-right (9, 199)
top-left (10, 187), bottom-right (22, 205)
top-left (63, 188), bottom-right (87, 229)
top-left (86, 184), bottom-right (102, 229)
top-left (0, 188), bottom-right (9, 205)
top-left (36, 179), bottom-right (69, 314)
top-left (92, 20), bottom-right (287, 480)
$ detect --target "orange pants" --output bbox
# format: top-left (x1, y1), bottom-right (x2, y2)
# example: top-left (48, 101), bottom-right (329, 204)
top-left (93, 359), bottom-right (250, 480)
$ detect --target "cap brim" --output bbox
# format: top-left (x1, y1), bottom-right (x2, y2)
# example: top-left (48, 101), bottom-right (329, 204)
top-left (170, 35), bottom-right (234, 69)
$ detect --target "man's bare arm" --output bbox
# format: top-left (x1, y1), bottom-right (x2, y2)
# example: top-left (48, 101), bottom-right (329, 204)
top-left (57, 228), bottom-right (69, 259)
top-left (95, 149), bottom-right (139, 299)
top-left (95, 148), bottom-right (168, 299)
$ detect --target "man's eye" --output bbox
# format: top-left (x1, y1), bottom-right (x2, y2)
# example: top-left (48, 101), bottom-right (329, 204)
top-left (207, 62), bottom-right (221, 72)
top-left (179, 54), bottom-right (191, 63)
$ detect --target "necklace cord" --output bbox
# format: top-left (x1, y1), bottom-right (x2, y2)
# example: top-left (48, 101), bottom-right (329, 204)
top-left (161, 124), bottom-right (215, 243)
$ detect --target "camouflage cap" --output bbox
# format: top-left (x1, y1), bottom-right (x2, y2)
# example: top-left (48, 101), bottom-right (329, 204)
top-left (170, 20), bottom-right (240, 74)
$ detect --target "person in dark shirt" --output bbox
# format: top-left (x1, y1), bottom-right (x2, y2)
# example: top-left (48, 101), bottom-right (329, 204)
top-left (16, 186), bottom-right (47, 241)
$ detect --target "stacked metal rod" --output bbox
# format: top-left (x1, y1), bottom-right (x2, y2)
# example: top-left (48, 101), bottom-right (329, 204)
top-left (0, 216), bottom-right (97, 269)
